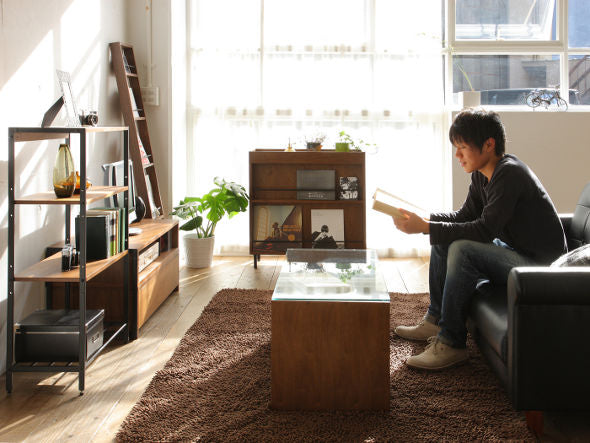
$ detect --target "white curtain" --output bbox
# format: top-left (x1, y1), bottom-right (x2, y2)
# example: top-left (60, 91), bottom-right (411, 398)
top-left (187, 0), bottom-right (445, 257)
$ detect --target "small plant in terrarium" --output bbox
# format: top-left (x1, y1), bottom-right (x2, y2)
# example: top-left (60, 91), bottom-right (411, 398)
top-left (304, 133), bottom-right (326, 151)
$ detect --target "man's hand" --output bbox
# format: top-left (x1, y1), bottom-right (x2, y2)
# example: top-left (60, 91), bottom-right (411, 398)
top-left (393, 208), bottom-right (430, 234)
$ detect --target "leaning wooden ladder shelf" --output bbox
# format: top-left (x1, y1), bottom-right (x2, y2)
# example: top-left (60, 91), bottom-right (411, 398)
top-left (109, 41), bottom-right (163, 219)
top-left (6, 126), bottom-right (130, 394)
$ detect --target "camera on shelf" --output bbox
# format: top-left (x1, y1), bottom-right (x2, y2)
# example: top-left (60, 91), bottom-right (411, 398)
top-left (79, 110), bottom-right (98, 126)
top-left (61, 244), bottom-right (80, 271)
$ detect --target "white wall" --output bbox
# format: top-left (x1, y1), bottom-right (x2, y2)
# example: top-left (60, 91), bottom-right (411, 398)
top-left (0, 0), bottom-right (128, 374)
top-left (452, 110), bottom-right (590, 213)
top-left (126, 0), bottom-right (187, 214)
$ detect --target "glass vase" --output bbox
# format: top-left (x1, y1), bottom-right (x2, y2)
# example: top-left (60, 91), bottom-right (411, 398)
top-left (53, 143), bottom-right (76, 198)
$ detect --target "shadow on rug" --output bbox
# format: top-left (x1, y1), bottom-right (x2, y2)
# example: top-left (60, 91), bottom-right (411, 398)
top-left (117, 288), bottom-right (533, 442)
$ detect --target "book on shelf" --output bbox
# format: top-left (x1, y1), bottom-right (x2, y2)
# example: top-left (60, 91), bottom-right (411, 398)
top-left (296, 170), bottom-right (335, 200)
top-left (128, 87), bottom-right (141, 117)
top-left (372, 188), bottom-right (428, 219)
top-left (91, 207), bottom-right (127, 253)
top-left (145, 174), bottom-right (160, 218)
top-left (338, 176), bottom-right (359, 200)
top-left (253, 205), bottom-right (302, 253)
top-left (75, 214), bottom-right (110, 261)
top-left (75, 207), bottom-right (127, 261)
top-left (122, 51), bottom-right (136, 74)
top-left (137, 136), bottom-right (150, 166)
top-left (310, 209), bottom-right (344, 249)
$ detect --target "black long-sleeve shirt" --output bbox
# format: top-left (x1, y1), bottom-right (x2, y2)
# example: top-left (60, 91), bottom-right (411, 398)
top-left (429, 154), bottom-right (567, 264)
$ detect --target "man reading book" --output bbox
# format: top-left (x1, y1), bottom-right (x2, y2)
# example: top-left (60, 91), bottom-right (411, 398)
top-left (392, 108), bottom-right (567, 370)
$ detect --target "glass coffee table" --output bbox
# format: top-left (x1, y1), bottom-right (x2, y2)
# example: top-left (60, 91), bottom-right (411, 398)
top-left (270, 249), bottom-right (390, 410)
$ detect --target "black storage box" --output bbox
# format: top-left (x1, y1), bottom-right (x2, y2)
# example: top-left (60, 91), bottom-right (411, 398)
top-left (15, 309), bottom-right (104, 362)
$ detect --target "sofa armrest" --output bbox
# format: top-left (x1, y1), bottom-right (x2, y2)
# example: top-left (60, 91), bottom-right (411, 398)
top-left (559, 213), bottom-right (573, 236)
top-left (506, 266), bottom-right (590, 410)
top-left (508, 267), bottom-right (590, 305)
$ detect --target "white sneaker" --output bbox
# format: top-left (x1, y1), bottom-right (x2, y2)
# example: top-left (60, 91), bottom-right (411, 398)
top-left (394, 316), bottom-right (441, 341)
top-left (406, 337), bottom-right (469, 370)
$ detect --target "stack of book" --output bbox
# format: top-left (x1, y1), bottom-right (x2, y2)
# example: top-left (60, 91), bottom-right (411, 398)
top-left (75, 208), bottom-right (127, 261)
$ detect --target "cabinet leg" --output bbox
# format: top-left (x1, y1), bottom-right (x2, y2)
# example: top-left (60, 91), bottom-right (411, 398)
top-left (254, 254), bottom-right (258, 269)
top-left (78, 370), bottom-right (85, 394)
top-left (525, 410), bottom-right (543, 437)
top-left (6, 370), bottom-right (12, 393)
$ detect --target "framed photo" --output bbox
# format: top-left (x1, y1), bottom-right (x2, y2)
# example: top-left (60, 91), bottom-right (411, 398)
top-left (56, 70), bottom-right (80, 127)
top-left (311, 209), bottom-right (345, 249)
top-left (252, 205), bottom-right (302, 253)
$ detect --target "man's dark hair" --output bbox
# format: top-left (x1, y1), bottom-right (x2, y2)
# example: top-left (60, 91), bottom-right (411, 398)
top-left (449, 108), bottom-right (506, 156)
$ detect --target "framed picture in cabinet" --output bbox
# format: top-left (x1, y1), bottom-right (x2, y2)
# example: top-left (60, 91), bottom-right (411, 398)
top-left (311, 209), bottom-right (344, 249)
top-left (253, 205), bottom-right (302, 253)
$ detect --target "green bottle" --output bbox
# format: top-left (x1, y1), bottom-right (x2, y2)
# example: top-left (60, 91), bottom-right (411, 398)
top-left (53, 143), bottom-right (76, 198)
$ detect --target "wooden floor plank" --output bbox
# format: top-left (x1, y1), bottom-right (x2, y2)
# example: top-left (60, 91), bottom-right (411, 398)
top-left (379, 259), bottom-right (407, 294)
top-left (394, 257), bottom-right (430, 294)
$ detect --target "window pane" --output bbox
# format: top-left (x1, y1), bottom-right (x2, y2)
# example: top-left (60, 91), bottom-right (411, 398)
top-left (375, 0), bottom-right (442, 52)
top-left (190, 0), bottom-right (260, 50)
top-left (568, 0), bottom-right (590, 47)
top-left (190, 53), bottom-right (260, 109)
top-left (455, 0), bottom-right (556, 41)
top-left (264, 54), bottom-right (371, 111)
top-left (264, 0), bottom-right (367, 51)
top-left (453, 55), bottom-right (560, 105)
top-left (568, 56), bottom-right (590, 104)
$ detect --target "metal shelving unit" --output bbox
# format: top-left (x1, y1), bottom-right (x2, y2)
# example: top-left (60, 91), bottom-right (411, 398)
top-left (6, 126), bottom-right (130, 394)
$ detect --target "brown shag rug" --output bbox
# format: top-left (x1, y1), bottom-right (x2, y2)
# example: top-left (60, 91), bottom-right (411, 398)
top-left (117, 289), bottom-right (533, 442)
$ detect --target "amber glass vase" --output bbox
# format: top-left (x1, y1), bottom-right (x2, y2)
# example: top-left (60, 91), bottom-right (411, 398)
top-left (53, 143), bottom-right (76, 198)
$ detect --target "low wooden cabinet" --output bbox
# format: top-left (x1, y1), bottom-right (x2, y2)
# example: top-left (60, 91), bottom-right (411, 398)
top-left (49, 218), bottom-right (179, 340)
top-left (249, 149), bottom-right (366, 267)
top-left (128, 218), bottom-right (179, 339)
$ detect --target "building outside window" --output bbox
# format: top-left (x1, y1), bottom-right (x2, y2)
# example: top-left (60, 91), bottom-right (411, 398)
top-left (446, 0), bottom-right (590, 106)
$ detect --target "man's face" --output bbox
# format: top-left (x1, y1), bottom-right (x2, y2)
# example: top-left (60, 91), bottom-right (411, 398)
top-left (453, 139), bottom-right (492, 174)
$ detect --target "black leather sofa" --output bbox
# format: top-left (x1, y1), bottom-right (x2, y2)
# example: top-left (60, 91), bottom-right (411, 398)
top-left (468, 182), bottom-right (590, 434)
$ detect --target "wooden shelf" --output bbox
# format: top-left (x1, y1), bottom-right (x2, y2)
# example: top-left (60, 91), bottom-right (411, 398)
top-left (10, 126), bottom-right (128, 142)
top-left (15, 186), bottom-right (128, 205)
top-left (14, 251), bottom-right (128, 283)
top-left (249, 150), bottom-right (366, 266)
top-left (110, 42), bottom-right (163, 219)
top-left (129, 218), bottom-right (179, 252)
top-left (251, 199), bottom-right (364, 205)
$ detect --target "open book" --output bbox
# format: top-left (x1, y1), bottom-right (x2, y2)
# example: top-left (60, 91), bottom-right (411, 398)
top-left (372, 188), bottom-right (428, 219)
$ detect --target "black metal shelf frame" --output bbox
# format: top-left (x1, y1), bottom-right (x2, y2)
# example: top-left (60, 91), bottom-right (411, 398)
top-left (6, 126), bottom-right (130, 394)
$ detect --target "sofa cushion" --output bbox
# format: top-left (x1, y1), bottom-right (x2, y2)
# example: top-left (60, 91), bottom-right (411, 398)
top-left (550, 244), bottom-right (590, 267)
top-left (470, 282), bottom-right (508, 363)
top-left (569, 182), bottom-right (590, 249)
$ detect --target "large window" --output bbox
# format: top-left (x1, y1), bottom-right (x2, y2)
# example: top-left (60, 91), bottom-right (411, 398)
top-left (447, 0), bottom-right (590, 105)
top-left (188, 0), bottom-right (445, 256)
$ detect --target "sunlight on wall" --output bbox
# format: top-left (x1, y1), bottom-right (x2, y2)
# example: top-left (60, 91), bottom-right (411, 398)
top-left (60, 1), bottom-right (100, 69)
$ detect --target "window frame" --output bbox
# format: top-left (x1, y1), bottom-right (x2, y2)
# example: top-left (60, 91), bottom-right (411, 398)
top-left (444, 0), bottom-right (590, 106)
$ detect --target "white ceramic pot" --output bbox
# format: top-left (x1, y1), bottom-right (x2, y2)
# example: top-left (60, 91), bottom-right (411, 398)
top-left (457, 91), bottom-right (481, 108)
top-left (183, 233), bottom-right (215, 268)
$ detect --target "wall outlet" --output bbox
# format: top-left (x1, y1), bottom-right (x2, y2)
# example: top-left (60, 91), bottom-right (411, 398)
top-left (141, 86), bottom-right (159, 106)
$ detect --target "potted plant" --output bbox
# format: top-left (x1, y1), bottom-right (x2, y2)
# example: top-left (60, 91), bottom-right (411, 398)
top-left (305, 133), bottom-right (326, 151)
top-left (170, 177), bottom-right (249, 268)
top-left (337, 131), bottom-right (377, 152)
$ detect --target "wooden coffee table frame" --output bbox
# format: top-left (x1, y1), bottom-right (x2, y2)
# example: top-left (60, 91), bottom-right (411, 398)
top-left (271, 298), bottom-right (390, 410)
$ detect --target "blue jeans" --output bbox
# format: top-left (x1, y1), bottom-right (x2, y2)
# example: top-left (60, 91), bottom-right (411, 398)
top-left (427, 239), bottom-right (538, 348)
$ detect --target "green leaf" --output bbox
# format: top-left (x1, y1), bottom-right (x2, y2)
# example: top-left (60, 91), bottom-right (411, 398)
top-left (180, 216), bottom-right (202, 231)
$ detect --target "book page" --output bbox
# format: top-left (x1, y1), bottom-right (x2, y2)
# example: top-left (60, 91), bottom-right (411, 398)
top-left (372, 188), bottom-right (428, 219)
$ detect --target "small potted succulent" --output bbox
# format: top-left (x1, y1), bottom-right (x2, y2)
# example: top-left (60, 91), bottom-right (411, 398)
top-left (170, 177), bottom-right (249, 268)
top-left (305, 133), bottom-right (326, 151)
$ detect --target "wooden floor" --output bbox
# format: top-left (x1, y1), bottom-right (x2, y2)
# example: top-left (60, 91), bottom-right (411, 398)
top-left (0, 255), bottom-right (586, 442)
